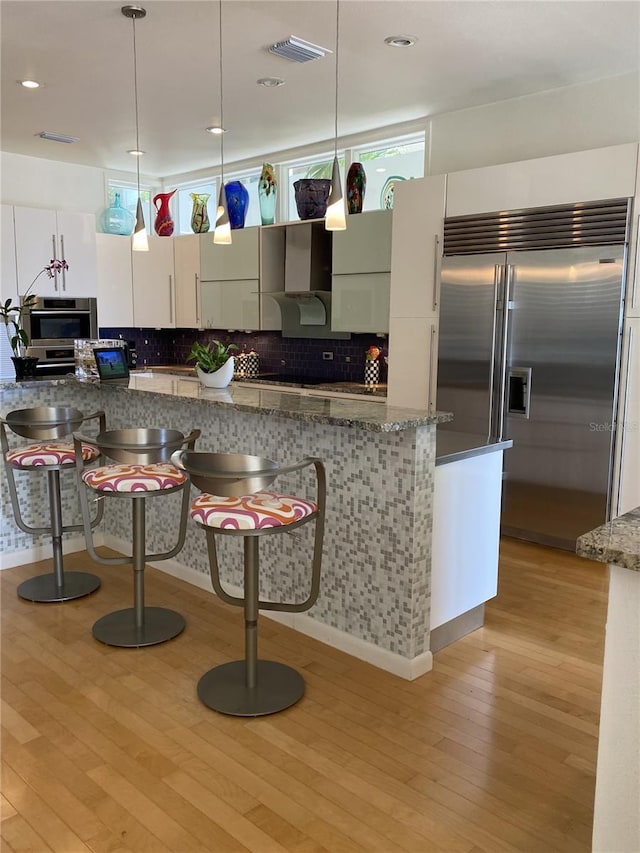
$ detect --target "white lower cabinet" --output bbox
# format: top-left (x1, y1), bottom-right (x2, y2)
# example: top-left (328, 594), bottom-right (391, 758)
top-left (96, 234), bottom-right (133, 328)
top-left (331, 273), bottom-right (390, 333)
top-left (132, 236), bottom-right (175, 328)
top-left (201, 280), bottom-right (259, 331)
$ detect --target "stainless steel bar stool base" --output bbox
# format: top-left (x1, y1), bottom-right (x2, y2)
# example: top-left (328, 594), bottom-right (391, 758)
top-left (17, 571), bottom-right (101, 603)
top-left (92, 606), bottom-right (185, 648)
top-left (197, 660), bottom-right (305, 716)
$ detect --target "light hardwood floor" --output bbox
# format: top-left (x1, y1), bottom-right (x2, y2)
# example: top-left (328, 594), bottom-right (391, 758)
top-left (1, 538), bottom-right (608, 852)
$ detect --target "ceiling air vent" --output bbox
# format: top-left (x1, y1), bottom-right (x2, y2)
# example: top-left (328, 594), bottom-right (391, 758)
top-left (36, 131), bottom-right (79, 144)
top-left (269, 35), bottom-right (332, 63)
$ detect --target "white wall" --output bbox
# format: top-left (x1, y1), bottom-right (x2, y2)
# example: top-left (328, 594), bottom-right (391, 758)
top-left (1, 152), bottom-right (106, 215)
top-left (427, 73), bottom-right (639, 175)
top-left (2, 75), bottom-right (638, 214)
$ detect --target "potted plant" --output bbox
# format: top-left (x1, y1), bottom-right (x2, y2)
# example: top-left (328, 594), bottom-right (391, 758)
top-left (1, 258), bottom-right (68, 380)
top-left (187, 339), bottom-right (237, 388)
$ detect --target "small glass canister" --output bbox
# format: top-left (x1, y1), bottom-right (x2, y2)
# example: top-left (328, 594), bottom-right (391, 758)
top-left (233, 351), bottom-right (247, 378)
top-left (246, 349), bottom-right (259, 378)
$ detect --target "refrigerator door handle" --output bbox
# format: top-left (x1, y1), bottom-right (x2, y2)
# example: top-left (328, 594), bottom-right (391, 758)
top-left (487, 264), bottom-right (502, 441)
top-left (497, 264), bottom-right (514, 441)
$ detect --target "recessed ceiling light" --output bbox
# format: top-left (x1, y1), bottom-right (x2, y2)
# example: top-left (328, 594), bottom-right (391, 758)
top-left (384, 35), bottom-right (418, 48)
top-left (257, 77), bottom-right (285, 88)
top-left (376, 167), bottom-right (387, 173)
top-left (127, 149), bottom-right (145, 156)
top-left (19, 79), bottom-right (41, 89)
top-left (205, 126), bottom-right (226, 135)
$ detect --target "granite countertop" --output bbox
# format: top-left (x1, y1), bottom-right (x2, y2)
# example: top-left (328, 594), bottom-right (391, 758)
top-left (576, 506), bottom-right (640, 572)
top-left (2, 374), bottom-right (450, 433)
top-left (435, 429), bottom-right (513, 466)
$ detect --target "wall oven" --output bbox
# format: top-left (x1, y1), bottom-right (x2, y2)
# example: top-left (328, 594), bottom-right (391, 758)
top-left (22, 296), bottom-right (98, 375)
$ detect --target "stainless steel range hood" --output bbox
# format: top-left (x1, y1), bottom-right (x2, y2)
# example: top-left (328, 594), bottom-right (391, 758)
top-left (266, 221), bottom-right (350, 339)
top-left (267, 290), bottom-right (349, 339)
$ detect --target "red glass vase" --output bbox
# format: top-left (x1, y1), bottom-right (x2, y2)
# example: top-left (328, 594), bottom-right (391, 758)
top-left (153, 189), bottom-right (177, 237)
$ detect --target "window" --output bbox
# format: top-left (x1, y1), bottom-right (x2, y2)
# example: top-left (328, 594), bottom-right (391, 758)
top-left (351, 135), bottom-right (425, 211)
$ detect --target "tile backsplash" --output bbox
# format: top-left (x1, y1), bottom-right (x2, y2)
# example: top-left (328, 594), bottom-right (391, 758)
top-left (99, 328), bottom-right (388, 383)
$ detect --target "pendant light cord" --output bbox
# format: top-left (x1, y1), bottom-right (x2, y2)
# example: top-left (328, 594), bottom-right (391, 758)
top-left (131, 12), bottom-right (141, 200)
top-left (334, 0), bottom-right (339, 158)
top-left (219, 0), bottom-right (225, 184)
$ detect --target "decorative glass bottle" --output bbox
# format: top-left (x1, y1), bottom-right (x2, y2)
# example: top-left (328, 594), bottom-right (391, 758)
top-left (100, 192), bottom-right (135, 235)
top-left (258, 163), bottom-right (278, 225)
top-left (190, 192), bottom-right (211, 233)
top-left (224, 180), bottom-right (249, 230)
top-left (346, 162), bottom-right (366, 214)
top-left (153, 189), bottom-right (177, 236)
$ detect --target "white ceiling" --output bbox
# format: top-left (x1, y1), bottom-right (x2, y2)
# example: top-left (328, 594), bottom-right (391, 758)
top-left (1, 0), bottom-right (638, 179)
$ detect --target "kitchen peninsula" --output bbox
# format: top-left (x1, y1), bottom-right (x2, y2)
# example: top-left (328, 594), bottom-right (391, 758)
top-left (1, 374), bottom-right (511, 678)
top-left (577, 509), bottom-right (640, 853)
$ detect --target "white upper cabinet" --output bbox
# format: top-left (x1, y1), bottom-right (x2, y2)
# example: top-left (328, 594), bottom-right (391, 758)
top-left (616, 317), bottom-right (640, 516)
top-left (173, 234), bottom-right (201, 328)
top-left (200, 279), bottom-right (259, 330)
top-left (389, 174), bottom-right (446, 320)
top-left (387, 175), bottom-right (447, 411)
top-left (446, 143), bottom-right (638, 217)
top-left (331, 210), bottom-right (393, 333)
top-left (331, 272), bottom-right (390, 333)
top-left (199, 227), bottom-right (259, 281)
top-left (625, 143), bottom-right (640, 318)
top-left (14, 206), bottom-right (97, 298)
top-left (332, 210), bottom-right (393, 274)
top-left (132, 236), bottom-right (175, 328)
top-left (96, 234), bottom-right (133, 328)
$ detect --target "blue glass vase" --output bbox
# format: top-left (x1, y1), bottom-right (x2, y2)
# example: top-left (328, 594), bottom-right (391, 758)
top-left (224, 180), bottom-right (249, 230)
top-left (100, 192), bottom-right (135, 236)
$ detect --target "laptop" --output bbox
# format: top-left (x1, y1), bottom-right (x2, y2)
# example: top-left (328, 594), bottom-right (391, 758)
top-left (93, 347), bottom-right (131, 385)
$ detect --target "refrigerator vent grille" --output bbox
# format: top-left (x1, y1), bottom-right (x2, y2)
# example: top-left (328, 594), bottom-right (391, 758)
top-left (443, 198), bottom-right (630, 255)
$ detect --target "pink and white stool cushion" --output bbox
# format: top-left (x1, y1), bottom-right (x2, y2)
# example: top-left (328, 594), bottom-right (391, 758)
top-left (82, 463), bottom-right (187, 493)
top-left (6, 441), bottom-right (99, 468)
top-left (190, 491), bottom-right (317, 530)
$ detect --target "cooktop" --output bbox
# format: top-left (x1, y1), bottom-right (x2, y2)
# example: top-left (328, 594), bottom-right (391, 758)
top-left (245, 374), bottom-right (334, 386)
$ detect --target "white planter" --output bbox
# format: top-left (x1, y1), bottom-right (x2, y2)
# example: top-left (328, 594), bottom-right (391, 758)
top-left (196, 357), bottom-right (234, 388)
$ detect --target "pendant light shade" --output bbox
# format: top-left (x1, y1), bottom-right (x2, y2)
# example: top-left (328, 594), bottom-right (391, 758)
top-left (213, 0), bottom-right (231, 245)
top-left (132, 197), bottom-right (149, 251)
top-left (122, 5), bottom-right (148, 252)
top-left (214, 184), bottom-right (232, 245)
top-left (326, 0), bottom-right (346, 232)
top-left (326, 154), bottom-right (346, 230)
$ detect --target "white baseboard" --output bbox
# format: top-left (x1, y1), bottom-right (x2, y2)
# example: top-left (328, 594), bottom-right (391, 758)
top-left (0, 533), bottom-right (105, 571)
top-left (105, 533), bottom-right (433, 681)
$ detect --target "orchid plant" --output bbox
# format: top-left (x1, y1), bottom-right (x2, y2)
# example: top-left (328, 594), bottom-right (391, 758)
top-left (0, 259), bottom-right (69, 357)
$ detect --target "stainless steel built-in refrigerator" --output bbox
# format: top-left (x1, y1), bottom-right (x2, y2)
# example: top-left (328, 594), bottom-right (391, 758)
top-left (437, 199), bottom-right (630, 549)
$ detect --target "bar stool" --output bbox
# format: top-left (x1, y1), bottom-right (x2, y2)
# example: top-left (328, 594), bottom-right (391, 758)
top-left (1, 406), bottom-right (105, 602)
top-left (171, 450), bottom-right (326, 717)
top-left (75, 426), bottom-right (200, 648)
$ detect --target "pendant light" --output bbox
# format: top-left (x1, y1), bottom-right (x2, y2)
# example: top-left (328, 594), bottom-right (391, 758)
top-left (325, 0), bottom-right (346, 231)
top-left (214, 0), bottom-right (231, 245)
top-left (122, 5), bottom-right (148, 252)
